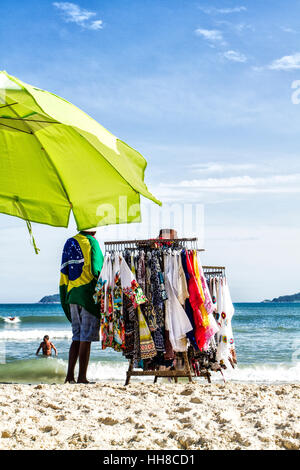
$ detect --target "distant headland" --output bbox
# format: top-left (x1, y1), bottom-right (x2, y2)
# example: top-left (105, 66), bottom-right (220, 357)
top-left (38, 294), bottom-right (60, 304)
top-left (262, 292), bottom-right (300, 303)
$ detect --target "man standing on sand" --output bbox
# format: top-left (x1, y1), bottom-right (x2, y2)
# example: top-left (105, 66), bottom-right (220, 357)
top-left (60, 229), bottom-right (104, 384)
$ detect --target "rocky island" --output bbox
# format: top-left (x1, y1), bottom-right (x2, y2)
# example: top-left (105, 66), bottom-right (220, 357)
top-left (263, 292), bottom-right (300, 303)
top-left (38, 294), bottom-right (60, 304)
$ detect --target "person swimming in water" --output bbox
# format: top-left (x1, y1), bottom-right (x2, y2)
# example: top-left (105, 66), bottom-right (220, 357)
top-left (36, 335), bottom-right (57, 357)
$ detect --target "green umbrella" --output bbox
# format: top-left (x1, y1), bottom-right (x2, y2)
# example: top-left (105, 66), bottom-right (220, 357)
top-left (0, 71), bottom-right (161, 252)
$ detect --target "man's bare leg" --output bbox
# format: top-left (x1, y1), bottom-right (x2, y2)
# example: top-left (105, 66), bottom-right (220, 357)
top-left (77, 341), bottom-right (91, 383)
top-left (65, 340), bottom-right (80, 383)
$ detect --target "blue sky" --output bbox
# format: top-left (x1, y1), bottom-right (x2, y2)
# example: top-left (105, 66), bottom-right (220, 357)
top-left (1, 0), bottom-right (300, 302)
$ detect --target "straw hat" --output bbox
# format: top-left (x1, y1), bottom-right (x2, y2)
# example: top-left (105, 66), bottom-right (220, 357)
top-left (159, 228), bottom-right (178, 239)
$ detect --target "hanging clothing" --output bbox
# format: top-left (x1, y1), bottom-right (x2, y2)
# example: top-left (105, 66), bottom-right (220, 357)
top-left (136, 250), bottom-right (146, 293)
top-left (211, 278), bottom-right (217, 306)
top-left (196, 253), bottom-right (219, 349)
top-left (164, 329), bottom-right (175, 361)
top-left (164, 253), bottom-right (193, 352)
top-left (123, 294), bottom-right (140, 362)
top-left (151, 251), bottom-right (168, 306)
top-left (149, 251), bottom-right (167, 352)
top-left (176, 252), bottom-right (189, 306)
top-left (180, 250), bottom-right (198, 350)
top-left (137, 306), bottom-right (157, 359)
top-left (94, 253), bottom-right (148, 353)
top-left (192, 250), bottom-right (210, 329)
top-left (95, 253), bottom-right (114, 349)
top-left (119, 255), bottom-right (148, 307)
top-left (94, 241), bottom-right (236, 375)
top-left (215, 278), bottom-right (236, 367)
top-left (139, 251), bottom-right (159, 333)
top-left (185, 251), bottom-right (208, 350)
top-left (197, 254), bottom-right (216, 318)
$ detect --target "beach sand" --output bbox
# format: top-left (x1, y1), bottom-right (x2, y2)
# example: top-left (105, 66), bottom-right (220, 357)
top-left (0, 382), bottom-right (299, 450)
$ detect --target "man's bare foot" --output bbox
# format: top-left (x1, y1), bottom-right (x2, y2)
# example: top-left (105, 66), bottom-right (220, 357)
top-left (65, 377), bottom-right (76, 384)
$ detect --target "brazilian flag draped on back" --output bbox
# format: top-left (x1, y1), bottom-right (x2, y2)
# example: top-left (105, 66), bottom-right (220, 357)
top-left (59, 232), bottom-right (104, 321)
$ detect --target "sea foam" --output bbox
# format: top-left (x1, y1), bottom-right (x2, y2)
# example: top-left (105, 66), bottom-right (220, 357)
top-left (0, 329), bottom-right (72, 341)
top-left (0, 358), bottom-right (299, 384)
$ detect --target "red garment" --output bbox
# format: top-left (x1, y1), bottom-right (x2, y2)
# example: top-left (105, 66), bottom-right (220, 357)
top-left (186, 251), bottom-right (206, 350)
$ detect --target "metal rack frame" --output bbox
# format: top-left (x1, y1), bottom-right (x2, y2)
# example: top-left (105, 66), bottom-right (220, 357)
top-left (203, 266), bottom-right (226, 277)
top-left (104, 238), bottom-right (205, 253)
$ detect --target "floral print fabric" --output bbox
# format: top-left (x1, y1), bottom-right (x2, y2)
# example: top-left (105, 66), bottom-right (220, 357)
top-left (94, 245), bottom-right (236, 371)
top-left (94, 254), bottom-right (148, 353)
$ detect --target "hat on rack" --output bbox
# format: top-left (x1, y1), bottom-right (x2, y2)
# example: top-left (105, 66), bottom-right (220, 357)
top-left (158, 228), bottom-right (178, 239)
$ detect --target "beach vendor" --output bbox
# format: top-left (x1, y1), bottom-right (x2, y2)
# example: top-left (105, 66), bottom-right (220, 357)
top-left (36, 335), bottom-right (57, 357)
top-left (60, 229), bottom-right (104, 383)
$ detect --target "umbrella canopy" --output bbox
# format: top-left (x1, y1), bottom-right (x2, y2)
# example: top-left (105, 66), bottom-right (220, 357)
top-left (0, 71), bottom-right (161, 235)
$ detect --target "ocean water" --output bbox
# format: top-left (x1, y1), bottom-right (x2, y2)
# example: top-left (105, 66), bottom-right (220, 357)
top-left (0, 302), bottom-right (299, 384)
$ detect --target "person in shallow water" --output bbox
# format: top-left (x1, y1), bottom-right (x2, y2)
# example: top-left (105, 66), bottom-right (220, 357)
top-left (60, 228), bottom-right (104, 384)
top-left (36, 335), bottom-right (57, 357)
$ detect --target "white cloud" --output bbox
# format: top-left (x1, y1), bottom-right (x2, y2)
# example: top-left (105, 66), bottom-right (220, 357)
top-left (195, 28), bottom-right (225, 44)
top-left (223, 50), bottom-right (247, 62)
top-left (268, 53), bottom-right (300, 71)
top-left (189, 162), bottom-right (256, 173)
top-left (215, 20), bottom-right (254, 34)
top-left (199, 6), bottom-right (247, 15)
top-left (153, 173), bottom-right (300, 202)
top-left (89, 20), bottom-right (103, 31)
top-left (175, 173), bottom-right (300, 189)
top-left (218, 6), bottom-right (247, 14)
top-left (280, 27), bottom-right (297, 34)
top-left (53, 2), bottom-right (103, 30)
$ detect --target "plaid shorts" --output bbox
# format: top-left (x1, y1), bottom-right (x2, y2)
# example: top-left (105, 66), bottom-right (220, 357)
top-left (70, 304), bottom-right (100, 342)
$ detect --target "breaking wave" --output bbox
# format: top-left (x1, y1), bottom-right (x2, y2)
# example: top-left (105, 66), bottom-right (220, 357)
top-left (0, 329), bottom-right (72, 341)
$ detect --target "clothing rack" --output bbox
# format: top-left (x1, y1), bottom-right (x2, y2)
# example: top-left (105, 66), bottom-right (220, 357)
top-left (103, 237), bottom-right (213, 385)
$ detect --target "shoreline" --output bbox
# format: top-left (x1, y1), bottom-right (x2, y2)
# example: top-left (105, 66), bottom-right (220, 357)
top-left (0, 382), bottom-right (299, 450)
top-left (0, 356), bottom-right (299, 386)
top-left (1, 376), bottom-right (300, 386)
